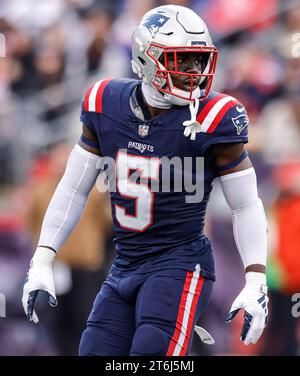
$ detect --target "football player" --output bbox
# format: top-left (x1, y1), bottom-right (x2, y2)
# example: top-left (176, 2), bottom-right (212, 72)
top-left (22, 5), bottom-right (268, 356)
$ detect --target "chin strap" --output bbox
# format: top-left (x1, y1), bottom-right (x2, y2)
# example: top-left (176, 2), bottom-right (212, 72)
top-left (183, 99), bottom-right (201, 141)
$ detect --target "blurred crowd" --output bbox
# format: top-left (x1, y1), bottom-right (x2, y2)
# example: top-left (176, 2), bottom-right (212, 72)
top-left (0, 0), bottom-right (300, 356)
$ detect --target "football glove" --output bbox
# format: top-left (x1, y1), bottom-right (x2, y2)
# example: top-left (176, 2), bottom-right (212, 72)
top-left (225, 271), bottom-right (268, 345)
top-left (22, 247), bottom-right (58, 324)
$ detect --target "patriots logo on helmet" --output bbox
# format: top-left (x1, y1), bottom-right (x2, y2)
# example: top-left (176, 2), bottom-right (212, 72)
top-left (232, 114), bottom-right (249, 135)
top-left (143, 13), bottom-right (170, 38)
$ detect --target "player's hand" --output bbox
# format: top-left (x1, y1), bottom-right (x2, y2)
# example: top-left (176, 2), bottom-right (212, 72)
top-left (225, 272), bottom-right (268, 345)
top-left (22, 247), bottom-right (58, 324)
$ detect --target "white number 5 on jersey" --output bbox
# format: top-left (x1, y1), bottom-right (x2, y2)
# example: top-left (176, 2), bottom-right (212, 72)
top-left (115, 151), bottom-right (160, 231)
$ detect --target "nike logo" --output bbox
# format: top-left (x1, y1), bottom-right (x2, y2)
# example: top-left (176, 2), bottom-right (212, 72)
top-left (236, 105), bottom-right (244, 113)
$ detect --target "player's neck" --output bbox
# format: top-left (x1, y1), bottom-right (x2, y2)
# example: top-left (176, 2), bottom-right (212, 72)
top-left (144, 101), bottom-right (169, 118)
top-left (140, 82), bottom-right (172, 119)
top-left (140, 90), bottom-right (169, 118)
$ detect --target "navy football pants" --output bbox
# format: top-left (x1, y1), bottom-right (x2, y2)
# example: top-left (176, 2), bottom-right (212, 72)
top-left (79, 264), bottom-right (214, 356)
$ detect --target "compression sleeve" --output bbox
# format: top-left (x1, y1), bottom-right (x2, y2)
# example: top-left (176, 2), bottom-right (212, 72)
top-left (219, 167), bottom-right (268, 267)
top-left (38, 144), bottom-right (101, 251)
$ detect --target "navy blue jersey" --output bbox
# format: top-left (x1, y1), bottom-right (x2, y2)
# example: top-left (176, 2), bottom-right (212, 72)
top-left (80, 79), bottom-right (248, 261)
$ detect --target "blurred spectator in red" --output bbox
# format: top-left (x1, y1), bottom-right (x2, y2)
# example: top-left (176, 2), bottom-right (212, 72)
top-left (202, 0), bottom-right (279, 36)
top-left (260, 162), bottom-right (300, 355)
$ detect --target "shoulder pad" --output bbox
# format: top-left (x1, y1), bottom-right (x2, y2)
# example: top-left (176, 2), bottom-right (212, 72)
top-left (83, 78), bottom-right (112, 113)
top-left (197, 91), bottom-right (244, 134)
top-left (83, 78), bottom-right (138, 120)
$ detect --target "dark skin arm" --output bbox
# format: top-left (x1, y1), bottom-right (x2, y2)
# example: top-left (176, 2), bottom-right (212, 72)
top-left (78, 125), bottom-right (102, 156)
top-left (214, 142), bottom-right (266, 275)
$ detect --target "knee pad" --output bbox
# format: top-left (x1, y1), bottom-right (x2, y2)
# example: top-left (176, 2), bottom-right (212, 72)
top-left (80, 325), bottom-right (133, 356)
top-left (79, 327), bottom-right (96, 356)
top-left (130, 324), bottom-right (168, 356)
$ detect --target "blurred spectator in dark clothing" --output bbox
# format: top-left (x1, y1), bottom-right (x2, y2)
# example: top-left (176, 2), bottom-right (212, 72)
top-left (0, 18), bottom-right (36, 95)
top-left (34, 25), bottom-right (66, 89)
top-left (82, 6), bottom-right (114, 73)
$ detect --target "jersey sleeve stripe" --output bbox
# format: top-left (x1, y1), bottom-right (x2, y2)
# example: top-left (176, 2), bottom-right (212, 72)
top-left (196, 93), bottom-right (228, 124)
top-left (88, 80), bottom-right (103, 112)
top-left (206, 99), bottom-right (239, 134)
top-left (95, 78), bottom-right (111, 113)
top-left (84, 79), bottom-right (112, 113)
top-left (200, 96), bottom-right (237, 133)
top-left (83, 85), bottom-right (94, 112)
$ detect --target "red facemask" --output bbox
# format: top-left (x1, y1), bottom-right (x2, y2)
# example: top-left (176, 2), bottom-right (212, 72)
top-left (146, 43), bottom-right (218, 102)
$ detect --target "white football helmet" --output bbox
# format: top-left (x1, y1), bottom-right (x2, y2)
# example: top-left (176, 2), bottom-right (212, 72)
top-left (131, 5), bottom-right (218, 103)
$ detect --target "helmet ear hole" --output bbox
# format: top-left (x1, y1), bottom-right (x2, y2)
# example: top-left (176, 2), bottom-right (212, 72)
top-left (131, 60), bottom-right (143, 78)
top-left (138, 57), bottom-right (147, 66)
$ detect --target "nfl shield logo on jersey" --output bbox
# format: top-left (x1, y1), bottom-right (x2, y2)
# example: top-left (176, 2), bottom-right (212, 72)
top-left (138, 124), bottom-right (149, 137)
top-left (232, 114), bottom-right (249, 135)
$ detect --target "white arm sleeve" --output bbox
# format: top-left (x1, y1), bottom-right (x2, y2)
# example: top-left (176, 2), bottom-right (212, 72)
top-left (38, 144), bottom-right (101, 251)
top-left (219, 167), bottom-right (268, 268)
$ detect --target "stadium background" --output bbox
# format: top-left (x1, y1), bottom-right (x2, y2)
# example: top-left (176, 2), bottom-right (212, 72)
top-left (0, 0), bottom-right (300, 356)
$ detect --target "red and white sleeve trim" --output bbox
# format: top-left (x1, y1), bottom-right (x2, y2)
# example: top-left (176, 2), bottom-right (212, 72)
top-left (197, 95), bottom-right (239, 134)
top-left (83, 78), bottom-right (111, 113)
